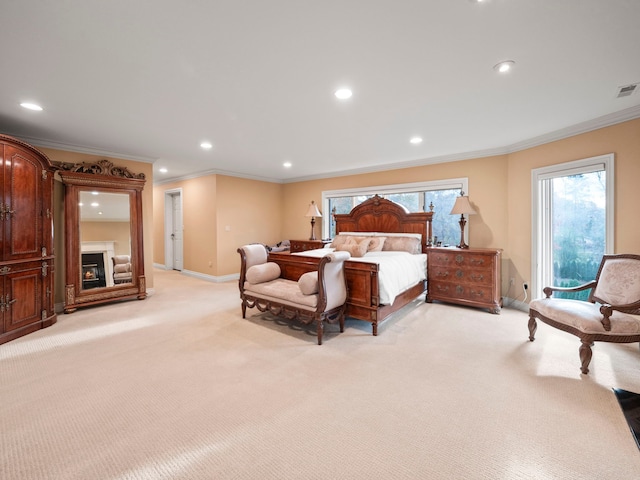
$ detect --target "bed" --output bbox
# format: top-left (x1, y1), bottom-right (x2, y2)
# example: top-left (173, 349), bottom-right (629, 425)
top-left (269, 195), bottom-right (434, 335)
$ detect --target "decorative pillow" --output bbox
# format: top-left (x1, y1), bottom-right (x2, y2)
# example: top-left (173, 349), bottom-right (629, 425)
top-left (382, 236), bottom-right (421, 254)
top-left (245, 262), bottom-right (281, 284)
top-left (337, 237), bottom-right (371, 257)
top-left (298, 271), bottom-right (319, 295)
top-left (330, 233), bottom-right (375, 248)
top-left (114, 264), bottom-right (130, 274)
top-left (330, 234), bottom-right (349, 249)
top-left (367, 236), bottom-right (386, 252)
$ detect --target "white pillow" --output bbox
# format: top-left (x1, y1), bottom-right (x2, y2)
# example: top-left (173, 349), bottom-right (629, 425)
top-left (298, 271), bottom-right (318, 295)
top-left (245, 262), bottom-right (281, 284)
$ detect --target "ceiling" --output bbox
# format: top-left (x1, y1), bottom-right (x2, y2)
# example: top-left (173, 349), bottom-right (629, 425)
top-left (2, 1), bottom-right (639, 185)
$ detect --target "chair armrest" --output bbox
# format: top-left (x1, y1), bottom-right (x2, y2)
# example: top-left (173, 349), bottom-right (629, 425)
top-left (599, 304), bottom-right (613, 331)
top-left (543, 280), bottom-right (597, 298)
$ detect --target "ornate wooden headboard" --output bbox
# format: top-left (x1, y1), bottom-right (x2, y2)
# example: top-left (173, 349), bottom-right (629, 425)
top-left (333, 195), bottom-right (434, 253)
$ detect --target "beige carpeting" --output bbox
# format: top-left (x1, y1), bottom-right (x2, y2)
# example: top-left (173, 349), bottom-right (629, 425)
top-left (2, 268), bottom-right (640, 479)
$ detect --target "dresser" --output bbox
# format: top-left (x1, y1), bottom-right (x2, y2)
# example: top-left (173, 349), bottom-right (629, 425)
top-left (427, 247), bottom-right (502, 314)
top-left (0, 134), bottom-right (57, 344)
top-left (290, 239), bottom-right (332, 253)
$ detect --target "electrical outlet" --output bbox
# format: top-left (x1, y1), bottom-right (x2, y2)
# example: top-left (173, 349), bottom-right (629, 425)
top-left (523, 283), bottom-right (528, 290)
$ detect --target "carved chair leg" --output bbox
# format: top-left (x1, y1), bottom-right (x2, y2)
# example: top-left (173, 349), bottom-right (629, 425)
top-left (317, 318), bottom-right (324, 345)
top-left (579, 340), bottom-right (593, 374)
top-left (339, 311), bottom-right (345, 333)
top-left (372, 322), bottom-right (378, 336)
top-left (241, 301), bottom-right (246, 319)
top-left (528, 315), bottom-right (537, 342)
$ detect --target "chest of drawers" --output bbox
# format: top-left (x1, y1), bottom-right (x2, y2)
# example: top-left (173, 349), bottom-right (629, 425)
top-left (427, 247), bottom-right (502, 314)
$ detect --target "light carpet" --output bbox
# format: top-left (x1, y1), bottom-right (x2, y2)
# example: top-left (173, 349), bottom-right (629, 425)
top-left (1, 268), bottom-right (640, 479)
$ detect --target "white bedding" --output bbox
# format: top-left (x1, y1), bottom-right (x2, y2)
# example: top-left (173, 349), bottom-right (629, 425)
top-left (292, 248), bottom-right (426, 305)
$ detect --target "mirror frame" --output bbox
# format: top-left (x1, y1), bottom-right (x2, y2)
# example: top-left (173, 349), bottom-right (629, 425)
top-left (57, 159), bottom-right (147, 313)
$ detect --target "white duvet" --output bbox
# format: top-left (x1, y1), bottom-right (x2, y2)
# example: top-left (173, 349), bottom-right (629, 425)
top-left (292, 248), bottom-right (427, 305)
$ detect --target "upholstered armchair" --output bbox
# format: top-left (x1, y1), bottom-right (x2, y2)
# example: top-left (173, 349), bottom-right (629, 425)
top-left (237, 244), bottom-right (350, 344)
top-left (112, 255), bottom-right (132, 284)
top-left (528, 253), bottom-right (640, 374)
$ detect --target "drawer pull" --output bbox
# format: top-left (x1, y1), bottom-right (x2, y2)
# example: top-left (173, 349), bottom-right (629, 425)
top-left (436, 271), bottom-right (449, 278)
top-left (470, 274), bottom-right (484, 282)
top-left (470, 258), bottom-right (485, 266)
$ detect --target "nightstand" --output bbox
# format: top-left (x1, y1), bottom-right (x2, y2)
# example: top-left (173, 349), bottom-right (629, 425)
top-left (427, 247), bottom-right (502, 314)
top-left (290, 239), bottom-right (332, 253)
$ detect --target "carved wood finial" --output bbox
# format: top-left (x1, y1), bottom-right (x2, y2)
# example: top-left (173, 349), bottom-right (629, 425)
top-left (55, 159), bottom-right (145, 180)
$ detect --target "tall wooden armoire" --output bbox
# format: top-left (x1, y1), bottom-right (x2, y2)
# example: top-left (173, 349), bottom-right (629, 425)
top-left (0, 134), bottom-right (57, 345)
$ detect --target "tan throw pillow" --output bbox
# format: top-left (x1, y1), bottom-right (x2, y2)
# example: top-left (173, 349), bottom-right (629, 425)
top-left (245, 262), bottom-right (281, 284)
top-left (382, 236), bottom-right (421, 254)
top-left (330, 235), bottom-right (349, 249)
top-left (298, 271), bottom-right (318, 295)
top-left (337, 237), bottom-right (371, 257)
top-left (367, 236), bottom-right (386, 252)
top-left (114, 264), bottom-right (130, 274)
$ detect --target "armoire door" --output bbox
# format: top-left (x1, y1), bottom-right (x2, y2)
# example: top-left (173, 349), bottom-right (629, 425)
top-left (2, 144), bottom-right (44, 262)
top-left (2, 265), bottom-right (43, 333)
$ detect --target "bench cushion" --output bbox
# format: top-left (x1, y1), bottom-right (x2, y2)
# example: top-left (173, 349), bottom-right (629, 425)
top-left (244, 278), bottom-right (317, 309)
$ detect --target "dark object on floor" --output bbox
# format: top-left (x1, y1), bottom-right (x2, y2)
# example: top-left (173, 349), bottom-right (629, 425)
top-left (613, 388), bottom-right (640, 449)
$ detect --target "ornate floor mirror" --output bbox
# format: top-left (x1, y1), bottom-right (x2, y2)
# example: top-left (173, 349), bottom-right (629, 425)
top-left (58, 160), bottom-right (147, 313)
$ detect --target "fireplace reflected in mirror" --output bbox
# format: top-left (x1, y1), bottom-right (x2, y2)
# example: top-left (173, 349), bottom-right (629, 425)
top-left (79, 191), bottom-right (131, 290)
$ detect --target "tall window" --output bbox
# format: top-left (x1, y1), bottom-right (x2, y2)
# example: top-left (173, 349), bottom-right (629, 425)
top-left (532, 154), bottom-right (614, 299)
top-left (322, 179), bottom-right (469, 245)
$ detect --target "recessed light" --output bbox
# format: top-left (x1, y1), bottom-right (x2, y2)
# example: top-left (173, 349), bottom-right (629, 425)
top-left (200, 142), bottom-right (213, 150)
top-left (91, 191), bottom-right (99, 195)
top-left (283, 162), bottom-right (292, 168)
top-left (20, 102), bottom-right (43, 111)
top-left (91, 202), bottom-right (99, 207)
top-left (334, 88), bottom-right (353, 100)
top-left (493, 60), bottom-right (515, 73)
top-left (410, 137), bottom-right (423, 145)
top-left (159, 167), bottom-right (168, 173)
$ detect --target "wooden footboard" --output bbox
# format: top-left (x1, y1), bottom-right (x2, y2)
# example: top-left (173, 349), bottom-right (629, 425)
top-left (269, 252), bottom-right (425, 335)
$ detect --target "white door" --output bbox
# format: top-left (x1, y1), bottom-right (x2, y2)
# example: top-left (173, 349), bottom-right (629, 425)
top-left (164, 189), bottom-right (184, 271)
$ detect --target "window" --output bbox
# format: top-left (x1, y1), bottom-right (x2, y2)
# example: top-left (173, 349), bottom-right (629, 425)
top-left (322, 179), bottom-right (469, 245)
top-left (532, 154), bottom-right (614, 299)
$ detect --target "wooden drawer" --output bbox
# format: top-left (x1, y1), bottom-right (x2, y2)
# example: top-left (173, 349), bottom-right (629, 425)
top-left (429, 264), bottom-right (493, 286)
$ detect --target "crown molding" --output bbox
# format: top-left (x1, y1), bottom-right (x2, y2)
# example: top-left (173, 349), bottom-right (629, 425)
top-left (283, 104), bottom-right (640, 183)
top-left (504, 104), bottom-right (640, 153)
top-left (153, 166), bottom-right (284, 186)
top-left (9, 133), bottom-right (158, 164)
top-left (8, 104), bottom-right (640, 186)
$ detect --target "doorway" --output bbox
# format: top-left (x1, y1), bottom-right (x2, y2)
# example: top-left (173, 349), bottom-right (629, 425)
top-left (531, 154), bottom-right (614, 298)
top-left (164, 188), bottom-right (184, 271)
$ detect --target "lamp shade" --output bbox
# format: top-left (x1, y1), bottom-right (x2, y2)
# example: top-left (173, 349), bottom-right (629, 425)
top-left (450, 195), bottom-right (476, 215)
top-left (305, 201), bottom-right (322, 217)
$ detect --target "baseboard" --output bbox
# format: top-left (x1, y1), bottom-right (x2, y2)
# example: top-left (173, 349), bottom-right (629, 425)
top-left (181, 269), bottom-right (239, 283)
top-left (502, 297), bottom-right (529, 312)
top-left (153, 263), bottom-right (238, 283)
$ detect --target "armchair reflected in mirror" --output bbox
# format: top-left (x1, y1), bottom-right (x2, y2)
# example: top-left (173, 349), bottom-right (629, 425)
top-left (58, 159), bottom-right (147, 313)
